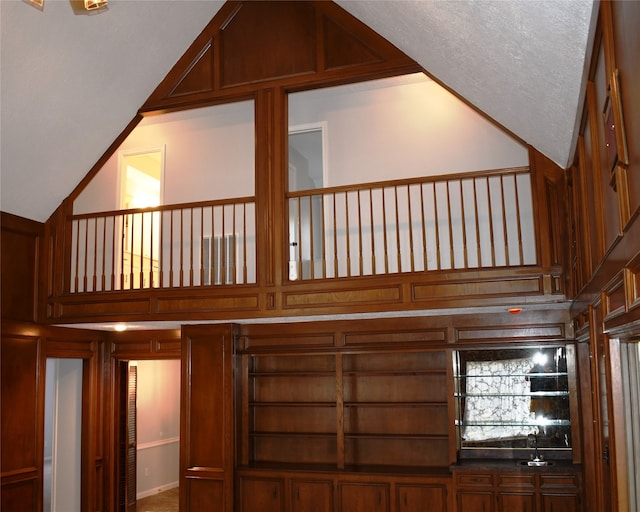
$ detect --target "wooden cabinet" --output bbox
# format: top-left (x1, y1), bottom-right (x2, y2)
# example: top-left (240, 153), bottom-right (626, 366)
top-left (496, 473), bottom-right (536, 512)
top-left (497, 491), bottom-right (536, 512)
top-left (453, 465), bottom-right (582, 512)
top-left (238, 476), bottom-right (284, 512)
top-left (540, 493), bottom-right (580, 512)
top-left (396, 483), bottom-right (449, 512)
top-left (291, 479), bottom-right (334, 512)
top-left (457, 491), bottom-right (495, 512)
top-left (339, 482), bottom-right (389, 512)
top-left (539, 474), bottom-right (581, 512)
top-left (236, 469), bottom-right (451, 512)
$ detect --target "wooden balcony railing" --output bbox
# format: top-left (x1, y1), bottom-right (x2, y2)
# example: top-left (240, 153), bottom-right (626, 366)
top-left (67, 167), bottom-right (535, 294)
top-left (69, 197), bottom-right (256, 293)
top-left (286, 167), bottom-right (536, 280)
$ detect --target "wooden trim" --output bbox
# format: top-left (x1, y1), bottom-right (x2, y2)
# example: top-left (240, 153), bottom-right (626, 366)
top-left (45, 266), bottom-right (567, 325)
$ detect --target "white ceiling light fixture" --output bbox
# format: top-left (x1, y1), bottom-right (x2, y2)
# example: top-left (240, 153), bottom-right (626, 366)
top-left (24, 0), bottom-right (108, 13)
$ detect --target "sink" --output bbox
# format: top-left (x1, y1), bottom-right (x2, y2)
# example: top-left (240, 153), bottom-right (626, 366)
top-left (519, 460), bottom-right (554, 467)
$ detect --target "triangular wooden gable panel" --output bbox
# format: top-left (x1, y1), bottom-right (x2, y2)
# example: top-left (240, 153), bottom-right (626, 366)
top-left (168, 40), bottom-right (214, 98)
top-left (141, 0), bottom-right (417, 113)
top-left (323, 15), bottom-right (381, 70)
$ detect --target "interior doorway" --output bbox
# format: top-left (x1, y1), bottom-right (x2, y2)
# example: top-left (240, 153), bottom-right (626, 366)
top-left (44, 358), bottom-right (83, 512)
top-left (288, 123), bottom-right (326, 280)
top-left (118, 359), bottom-right (180, 512)
top-left (118, 147), bottom-right (165, 289)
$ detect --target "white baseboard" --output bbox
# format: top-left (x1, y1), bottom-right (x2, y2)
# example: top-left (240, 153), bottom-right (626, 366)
top-left (136, 481), bottom-right (178, 500)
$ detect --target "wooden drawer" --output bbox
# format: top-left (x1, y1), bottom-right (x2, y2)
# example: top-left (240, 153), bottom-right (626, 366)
top-left (498, 474), bottom-right (535, 488)
top-left (456, 473), bottom-right (493, 487)
top-left (539, 474), bottom-right (578, 488)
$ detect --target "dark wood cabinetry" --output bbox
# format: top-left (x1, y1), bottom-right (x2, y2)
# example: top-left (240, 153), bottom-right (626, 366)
top-left (339, 482), bottom-right (389, 512)
top-left (291, 479), bottom-right (334, 512)
top-left (396, 483), bottom-right (448, 512)
top-left (237, 476), bottom-right (284, 512)
top-left (453, 465), bottom-right (582, 512)
top-left (236, 469), bottom-right (451, 512)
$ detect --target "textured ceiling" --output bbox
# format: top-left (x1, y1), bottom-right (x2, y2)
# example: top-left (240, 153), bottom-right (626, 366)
top-left (0, 0), bottom-right (597, 223)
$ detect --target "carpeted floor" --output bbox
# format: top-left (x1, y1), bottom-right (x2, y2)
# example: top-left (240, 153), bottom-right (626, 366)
top-left (134, 487), bottom-right (179, 512)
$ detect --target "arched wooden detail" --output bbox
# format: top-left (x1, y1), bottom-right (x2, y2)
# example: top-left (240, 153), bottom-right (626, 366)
top-left (141, 0), bottom-right (417, 112)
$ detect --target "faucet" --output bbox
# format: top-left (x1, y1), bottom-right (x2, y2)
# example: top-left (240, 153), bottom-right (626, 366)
top-left (528, 433), bottom-right (540, 460)
top-left (526, 433), bottom-right (548, 466)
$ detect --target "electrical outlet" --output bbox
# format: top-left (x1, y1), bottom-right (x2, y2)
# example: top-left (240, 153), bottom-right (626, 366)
top-left (144, 467), bottom-right (149, 477)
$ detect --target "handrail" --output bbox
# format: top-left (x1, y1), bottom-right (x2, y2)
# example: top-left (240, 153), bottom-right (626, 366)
top-left (286, 167), bottom-right (536, 280)
top-left (67, 167), bottom-right (536, 293)
top-left (69, 197), bottom-right (256, 293)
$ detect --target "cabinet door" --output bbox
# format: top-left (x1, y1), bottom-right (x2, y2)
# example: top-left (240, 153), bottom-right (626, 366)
top-left (339, 482), bottom-right (389, 512)
top-left (540, 493), bottom-right (580, 512)
top-left (291, 479), bottom-right (333, 512)
top-left (237, 476), bottom-right (283, 512)
top-left (497, 492), bottom-right (536, 512)
top-left (456, 491), bottom-right (494, 512)
top-left (397, 484), bottom-right (447, 512)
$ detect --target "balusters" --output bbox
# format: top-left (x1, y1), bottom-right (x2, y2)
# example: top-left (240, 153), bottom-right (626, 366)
top-left (66, 170), bottom-right (532, 291)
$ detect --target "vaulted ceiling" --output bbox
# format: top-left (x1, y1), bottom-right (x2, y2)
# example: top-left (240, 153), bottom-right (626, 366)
top-left (0, 0), bottom-right (597, 223)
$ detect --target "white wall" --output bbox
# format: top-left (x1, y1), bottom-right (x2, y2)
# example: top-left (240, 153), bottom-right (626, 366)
top-left (75, 73), bottom-right (526, 215)
top-left (135, 359), bottom-right (180, 498)
top-left (74, 101), bottom-right (255, 215)
top-left (288, 73), bottom-right (528, 187)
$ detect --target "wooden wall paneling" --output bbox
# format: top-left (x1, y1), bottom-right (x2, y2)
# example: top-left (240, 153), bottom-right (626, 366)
top-left (255, 89), bottom-right (283, 290)
top-left (46, 256), bottom-right (567, 325)
top-left (141, 1), bottom-right (418, 113)
top-left (108, 329), bottom-right (181, 359)
top-left (565, 167), bottom-right (578, 297)
top-left (221, 2), bottom-right (317, 86)
top-left (0, 323), bottom-right (105, 512)
top-left (529, 148), bottom-right (569, 272)
top-left (602, 271), bottom-right (628, 321)
top-left (567, 163), bottom-right (589, 296)
top-left (0, 330), bottom-right (41, 512)
top-left (181, 324), bottom-right (236, 512)
top-left (582, 88), bottom-right (606, 277)
top-left (590, 21), bottom-right (624, 249)
top-left (575, 138), bottom-right (596, 285)
top-left (588, 302), bottom-right (612, 511)
top-left (1, 212), bottom-right (43, 323)
top-left (610, 0), bottom-right (640, 220)
top-left (565, 344), bottom-right (583, 465)
top-left (576, 339), bottom-right (598, 512)
top-left (528, 148), bottom-right (558, 270)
